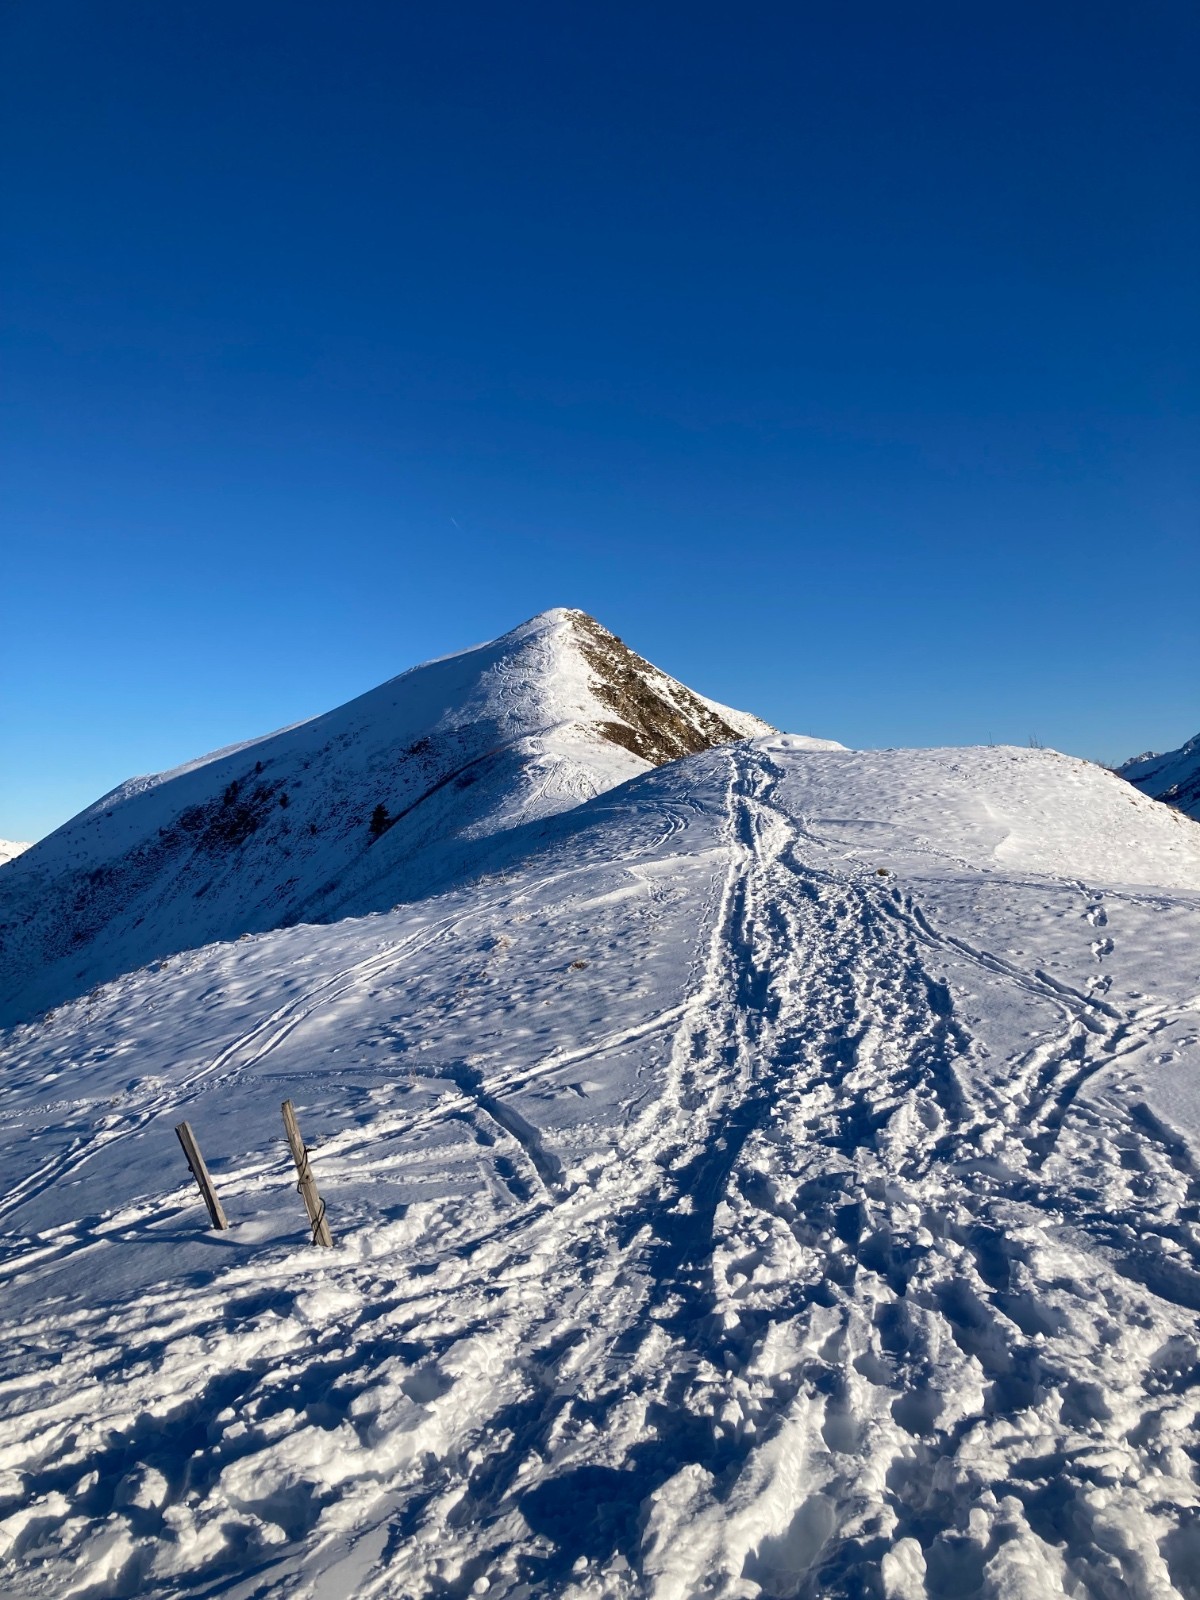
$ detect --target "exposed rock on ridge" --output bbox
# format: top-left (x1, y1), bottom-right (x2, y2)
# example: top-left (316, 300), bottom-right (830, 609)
top-left (572, 612), bottom-right (766, 764)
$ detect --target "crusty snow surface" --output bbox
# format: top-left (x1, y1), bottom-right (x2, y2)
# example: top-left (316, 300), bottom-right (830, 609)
top-left (3, 736), bottom-right (1200, 1598)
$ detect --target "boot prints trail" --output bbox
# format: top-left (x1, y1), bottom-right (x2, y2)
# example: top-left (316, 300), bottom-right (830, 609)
top-left (2, 738), bottom-right (1200, 1596)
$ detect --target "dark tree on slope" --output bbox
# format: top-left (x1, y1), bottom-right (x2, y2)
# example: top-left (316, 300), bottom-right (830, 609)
top-left (369, 803), bottom-right (390, 839)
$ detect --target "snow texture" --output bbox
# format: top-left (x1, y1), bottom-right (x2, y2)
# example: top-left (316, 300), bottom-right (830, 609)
top-left (1121, 731), bottom-right (1200, 821)
top-left (3, 624), bottom-right (1200, 1599)
top-left (0, 841), bottom-right (32, 867)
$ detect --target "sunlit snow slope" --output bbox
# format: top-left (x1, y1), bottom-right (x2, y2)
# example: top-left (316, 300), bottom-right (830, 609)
top-left (0, 610), bottom-right (780, 1026)
top-left (1121, 731), bottom-right (1200, 821)
top-left (0, 841), bottom-right (31, 867)
top-left (3, 740), bottom-right (1200, 1599)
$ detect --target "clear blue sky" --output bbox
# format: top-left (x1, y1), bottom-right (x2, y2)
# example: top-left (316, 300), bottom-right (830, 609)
top-left (3, 1), bottom-right (1197, 841)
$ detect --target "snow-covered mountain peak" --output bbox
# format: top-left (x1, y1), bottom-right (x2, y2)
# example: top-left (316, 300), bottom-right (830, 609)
top-left (0, 611), bottom-right (784, 1024)
top-left (0, 841), bottom-right (31, 867)
top-left (93, 607), bottom-right (775, 817)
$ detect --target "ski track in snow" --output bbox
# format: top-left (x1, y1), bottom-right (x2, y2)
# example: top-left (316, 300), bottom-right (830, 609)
top-left (0, 915), bottom-right (473, 1229)
top-left (3, 746), bottom-right (1200, 1597)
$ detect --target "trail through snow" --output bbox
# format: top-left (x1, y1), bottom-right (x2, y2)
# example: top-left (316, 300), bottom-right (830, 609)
top-left (3, 741), bottom-right (1200, 1598)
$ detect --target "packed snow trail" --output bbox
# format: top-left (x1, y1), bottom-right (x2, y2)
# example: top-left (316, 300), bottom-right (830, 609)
top-left (3, 741), bottom-right (1200, 1597)
top-left (629, 748), bottom-right (1200, 1598)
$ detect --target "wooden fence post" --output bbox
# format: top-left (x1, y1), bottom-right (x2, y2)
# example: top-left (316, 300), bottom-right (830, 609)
top-left (281, 1099), bottom-right (333, 1247)
top-left (174, 1121), bottom-right (229, 1230)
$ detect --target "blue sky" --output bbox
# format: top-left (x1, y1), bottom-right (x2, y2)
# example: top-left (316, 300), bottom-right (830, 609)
top-left (3, 1), bottom-right (1197, 841)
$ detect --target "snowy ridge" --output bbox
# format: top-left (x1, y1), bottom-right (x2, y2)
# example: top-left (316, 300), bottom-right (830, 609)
top-left (3, 740), bottom-right (1200, 1595)
top-left (0, 841), bottom-right (31, 867)
top-left (1120, 730), bottom-right (1200, 821)
top-left (0, 610), bottom-right (782, 1026)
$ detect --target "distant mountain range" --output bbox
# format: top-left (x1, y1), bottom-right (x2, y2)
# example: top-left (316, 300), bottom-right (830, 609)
top-left (1119, 729), bottom-right (1200, 821)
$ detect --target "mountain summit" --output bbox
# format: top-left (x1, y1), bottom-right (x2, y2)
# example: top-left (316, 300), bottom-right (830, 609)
top-left (0, 610), bottom-right (810, 1024)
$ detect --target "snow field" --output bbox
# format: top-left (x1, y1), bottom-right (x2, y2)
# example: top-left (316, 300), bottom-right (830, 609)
top-left (1, 742), bottom-right (1200, 1596)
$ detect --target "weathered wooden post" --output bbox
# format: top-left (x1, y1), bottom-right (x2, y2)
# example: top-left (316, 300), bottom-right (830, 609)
top-left (281, 1098), bottom-right (333, 1247)
top-left (174, 1121), bottom-right (229, 1230)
